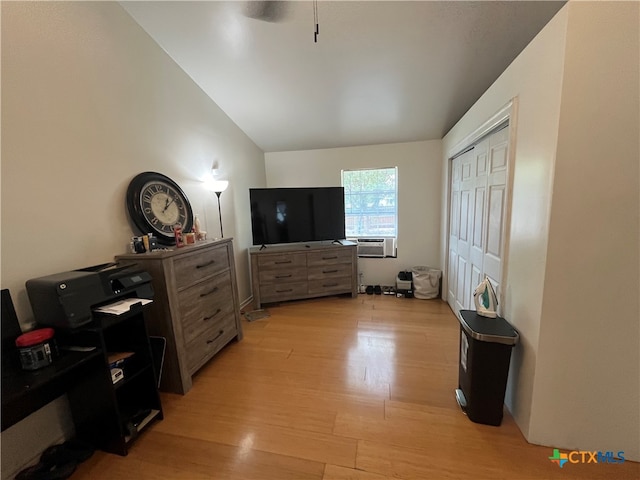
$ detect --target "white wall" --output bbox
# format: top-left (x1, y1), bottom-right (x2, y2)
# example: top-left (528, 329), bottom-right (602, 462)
top-left (442, 6), bottom-right (569, 437)
top-left (531, 1), bottom-right (639, 460)
top-left (1, 2), bottom-right (265, 477)
top-left (265, 141), bottom-right (442, 286)
top-left (442, 1), bottom-right (639, 461)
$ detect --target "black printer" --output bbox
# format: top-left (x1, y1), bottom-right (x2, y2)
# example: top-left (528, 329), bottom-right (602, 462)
top-left (26, 263), bottom-right (153, 329)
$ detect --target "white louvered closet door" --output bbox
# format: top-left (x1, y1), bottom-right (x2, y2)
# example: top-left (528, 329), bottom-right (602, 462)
top-left (447, 125), bottom-right (509, 314)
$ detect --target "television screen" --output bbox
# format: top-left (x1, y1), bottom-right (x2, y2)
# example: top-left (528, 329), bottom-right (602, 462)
top-left (250, 187), bottom-right (346, 245)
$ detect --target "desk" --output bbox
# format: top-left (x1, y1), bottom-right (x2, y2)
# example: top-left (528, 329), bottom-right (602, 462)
top-left (1, 350), bottom-right (103, 432)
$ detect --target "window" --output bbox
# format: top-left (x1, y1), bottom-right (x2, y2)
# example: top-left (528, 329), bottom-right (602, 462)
top-left (341, 167), bottom-right (397, 237)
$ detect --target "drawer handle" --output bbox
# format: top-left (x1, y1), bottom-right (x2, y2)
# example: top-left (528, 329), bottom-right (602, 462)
top-left (275, 260), bottom-right (292, 264)
top-left (196, 260), bottom-right (215, 269)
top-left (275, 274), bottom-right (292, 279)
top-left (322, 256), bottom-right (338, 260)
top-left (276, 288), bottom-right (293, 293)
top-left (323, 269), bottom-right (338, 274)
top-left (207, 329), bottom-right (224, 344)
top-left (323, 282), bottom-right (339, 287)
top-left (203, 308), bottom-right (222, 321)
top-left (200, 286), bottom-right (219, 297)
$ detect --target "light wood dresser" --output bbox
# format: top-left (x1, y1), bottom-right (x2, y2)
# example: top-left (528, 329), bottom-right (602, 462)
top-left (116, 238), bottom-right (242, 394)
top-left (249, 242), bottom-right (358, 309)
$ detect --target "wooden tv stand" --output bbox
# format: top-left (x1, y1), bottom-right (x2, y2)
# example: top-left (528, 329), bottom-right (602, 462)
top-left (249, 242), bottom-right (358, 309)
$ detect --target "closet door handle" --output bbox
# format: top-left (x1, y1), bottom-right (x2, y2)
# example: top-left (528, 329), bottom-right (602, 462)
top-left (207, 330), bottom-right (224, 344)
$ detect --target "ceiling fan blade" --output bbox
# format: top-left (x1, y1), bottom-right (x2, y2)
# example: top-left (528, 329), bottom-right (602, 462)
top-left (244, 1), bottom-right (289, 23)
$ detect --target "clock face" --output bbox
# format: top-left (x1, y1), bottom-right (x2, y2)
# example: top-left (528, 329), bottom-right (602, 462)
top-left (126, 172), bottom-right (193, 245)
top-left (140, 181), bottom-right (188, 234)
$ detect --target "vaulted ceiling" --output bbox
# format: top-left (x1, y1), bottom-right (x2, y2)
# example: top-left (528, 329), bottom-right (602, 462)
top-left (122, 1), bottom-right (565, 152)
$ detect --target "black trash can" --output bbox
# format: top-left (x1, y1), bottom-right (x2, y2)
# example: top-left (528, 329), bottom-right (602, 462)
top-left (455, 309), bottom-right (519, 426)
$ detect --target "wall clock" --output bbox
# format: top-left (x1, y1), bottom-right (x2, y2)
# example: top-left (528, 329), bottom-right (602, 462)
top-left (126, 172), bottom-right (194, 245)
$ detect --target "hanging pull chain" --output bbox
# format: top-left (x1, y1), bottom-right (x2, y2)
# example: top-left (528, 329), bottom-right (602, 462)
top-left (313, 0), bottom-right (319, 43)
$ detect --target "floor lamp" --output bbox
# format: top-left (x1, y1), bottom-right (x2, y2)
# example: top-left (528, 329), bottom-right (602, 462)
top-left (210, 180), bottom-right (229, 238)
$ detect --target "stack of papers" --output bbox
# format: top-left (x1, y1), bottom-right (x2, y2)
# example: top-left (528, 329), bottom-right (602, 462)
top-left (93, 298), bottom-right (152, 315)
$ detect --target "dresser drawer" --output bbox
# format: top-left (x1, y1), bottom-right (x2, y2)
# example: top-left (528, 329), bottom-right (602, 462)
top-left (258, 267), bottom-right (306, 284)
top-left (257, 253), bottom-right (306, 270)
top-left (185, 314), bottom-right (237, 374)
top-left (174, 245), bottom-right (230, 289)
top-left (308, 276), bottom-right (352, 295)
top-left (307, 249), bottom-right (353, 267)
top-left (260, 281), bottom-right (308, 303)
top-left (179, 272), bottom-right (235, 344)
top-left (308, 263), bottom-right (353, 281)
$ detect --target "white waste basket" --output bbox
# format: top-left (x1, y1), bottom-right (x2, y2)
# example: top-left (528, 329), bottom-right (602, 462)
top-left (411, 266), bottom-right (441, 299)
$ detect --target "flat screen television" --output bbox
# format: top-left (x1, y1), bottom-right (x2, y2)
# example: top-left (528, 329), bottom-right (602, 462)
top-left (250, 187), bottom-right (346, 246)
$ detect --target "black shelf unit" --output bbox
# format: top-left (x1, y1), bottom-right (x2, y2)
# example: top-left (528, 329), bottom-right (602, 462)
top-left (1, 349), bottom-right (103, 432)
top-left (63, 302), bottom-right (163, 456)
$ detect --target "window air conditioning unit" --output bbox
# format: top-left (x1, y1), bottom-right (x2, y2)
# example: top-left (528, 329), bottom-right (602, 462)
top-left (356, 238), bottom-right (386, 258)
top-left (346, 238), bottom-right (397, 258)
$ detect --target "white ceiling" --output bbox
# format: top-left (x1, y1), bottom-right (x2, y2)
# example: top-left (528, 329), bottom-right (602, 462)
top-left (121, 1), bottom-right (565, 152)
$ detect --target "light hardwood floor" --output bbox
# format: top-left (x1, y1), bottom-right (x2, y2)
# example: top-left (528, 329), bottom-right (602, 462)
top-left (73, 295), bottom-right (638, 479)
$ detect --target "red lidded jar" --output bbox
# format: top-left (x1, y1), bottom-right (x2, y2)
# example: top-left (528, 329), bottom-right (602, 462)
top-left (15, 328), bottom-right (58, 370)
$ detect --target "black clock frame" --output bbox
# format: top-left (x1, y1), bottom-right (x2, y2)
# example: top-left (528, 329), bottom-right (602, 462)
top-left (126, 171), bottom-right (194, 246)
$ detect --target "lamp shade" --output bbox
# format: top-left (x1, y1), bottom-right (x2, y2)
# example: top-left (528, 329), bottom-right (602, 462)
top-left (210, 180), bottom-right (229, 193)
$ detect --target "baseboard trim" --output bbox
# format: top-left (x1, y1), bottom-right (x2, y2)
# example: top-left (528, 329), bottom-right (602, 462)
top-left (240, 296), bottom-right (254, 311)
